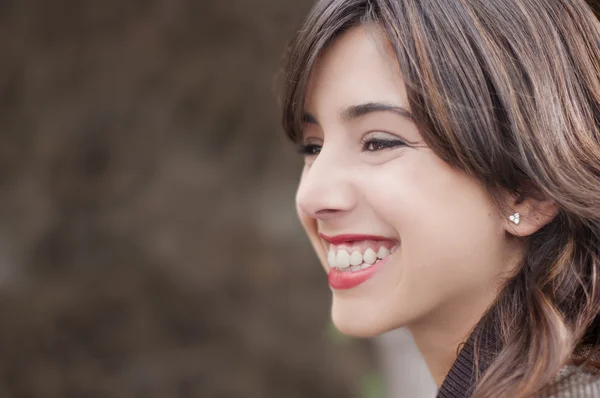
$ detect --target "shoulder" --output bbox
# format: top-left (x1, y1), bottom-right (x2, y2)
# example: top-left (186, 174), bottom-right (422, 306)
top-left (539, 365), bottom-right (600, 397)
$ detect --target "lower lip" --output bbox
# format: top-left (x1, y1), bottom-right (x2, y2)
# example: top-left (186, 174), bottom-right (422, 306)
top-left (327, 255), bottom-right (391, 290)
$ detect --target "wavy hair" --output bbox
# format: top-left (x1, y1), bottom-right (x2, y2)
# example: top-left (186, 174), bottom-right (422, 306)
top-left (280, 0), bottom-right (600, 396)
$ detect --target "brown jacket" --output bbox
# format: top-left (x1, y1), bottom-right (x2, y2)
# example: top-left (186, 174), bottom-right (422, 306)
top-left (437, 332), bottom-right (600, 397)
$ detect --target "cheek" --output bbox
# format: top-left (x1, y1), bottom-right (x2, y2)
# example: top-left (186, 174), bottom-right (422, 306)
top-left (365, 155), bottom-right (503, 286)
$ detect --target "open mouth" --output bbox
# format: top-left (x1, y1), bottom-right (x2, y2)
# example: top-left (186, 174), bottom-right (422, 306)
top-left (319, 234), bottom-right (400, 289)
top-left (326, 243), bottom-right (398, 290)
top-left (327, 243), bottom-right (398, 272)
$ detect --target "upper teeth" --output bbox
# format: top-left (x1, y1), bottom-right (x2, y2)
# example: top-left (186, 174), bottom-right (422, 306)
top-left (327, 246), bottom-right (393, 269)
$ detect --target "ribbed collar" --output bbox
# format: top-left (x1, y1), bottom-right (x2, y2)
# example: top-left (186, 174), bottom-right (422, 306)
top-left (437, 322), bottom-right (501, 398)
top-left (436, 321), bottom-right (600, 397)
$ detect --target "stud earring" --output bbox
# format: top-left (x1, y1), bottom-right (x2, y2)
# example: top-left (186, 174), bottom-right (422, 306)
top-left (509, 213), bottom-right (520, 225)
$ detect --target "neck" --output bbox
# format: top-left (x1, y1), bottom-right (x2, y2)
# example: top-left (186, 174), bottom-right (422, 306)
top-left (408, 291), bottom-right (498, 387)
top-left (412, 243), bottom-right (524, 387)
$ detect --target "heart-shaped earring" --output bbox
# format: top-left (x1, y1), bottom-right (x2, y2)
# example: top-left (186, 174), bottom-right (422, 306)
top-left (509, 213), bottom-right (520, 225)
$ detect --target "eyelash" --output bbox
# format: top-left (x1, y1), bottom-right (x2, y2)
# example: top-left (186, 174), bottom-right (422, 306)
top-left (298, 138), bottom-right (407, 156)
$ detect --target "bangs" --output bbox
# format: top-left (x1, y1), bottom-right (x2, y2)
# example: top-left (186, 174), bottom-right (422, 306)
top-left (281, 0), bottom-right (376, 143)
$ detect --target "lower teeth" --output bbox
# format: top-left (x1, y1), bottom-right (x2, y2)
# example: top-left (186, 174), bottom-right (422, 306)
top-left (338, 258), bottom-right (382, 272)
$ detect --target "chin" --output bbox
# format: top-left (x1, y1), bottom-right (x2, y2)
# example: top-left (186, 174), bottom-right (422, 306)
top-left (330, 296), bottom-right (399, 338)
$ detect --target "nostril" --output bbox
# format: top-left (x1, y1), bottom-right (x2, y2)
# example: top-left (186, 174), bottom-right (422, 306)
top-left (316, 208), bottom-right (342, 215)
top-left (313, 208), bottom-right (344, 220)
top-left (316, 208), bottom-right (339, 213)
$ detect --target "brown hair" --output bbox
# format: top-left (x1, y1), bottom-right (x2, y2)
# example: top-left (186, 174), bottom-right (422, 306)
top-left (281, 0), bottom-right (600, 396)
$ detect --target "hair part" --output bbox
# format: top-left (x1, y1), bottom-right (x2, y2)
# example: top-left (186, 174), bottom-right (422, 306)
top-left (281, 1), bottom-right (600, 396)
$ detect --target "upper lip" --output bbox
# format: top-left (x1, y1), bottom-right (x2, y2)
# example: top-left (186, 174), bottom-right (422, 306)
top-left (319, 233), bottom-right (397, 245)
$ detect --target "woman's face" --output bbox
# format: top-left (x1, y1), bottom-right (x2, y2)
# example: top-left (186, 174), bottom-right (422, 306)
top-left (296, 26), bottom-right (520, 337)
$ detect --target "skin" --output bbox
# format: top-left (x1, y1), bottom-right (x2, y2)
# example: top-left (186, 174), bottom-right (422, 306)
top-left (295, 26), bottom-right (556, 386)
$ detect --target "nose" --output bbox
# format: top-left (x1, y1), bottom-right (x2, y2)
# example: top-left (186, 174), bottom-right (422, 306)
top-left (296, 148), bottom-right (357, 220)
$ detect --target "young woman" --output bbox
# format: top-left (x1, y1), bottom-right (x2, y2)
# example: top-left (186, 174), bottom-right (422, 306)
top-left (280, 0), bottom-right (600, 396)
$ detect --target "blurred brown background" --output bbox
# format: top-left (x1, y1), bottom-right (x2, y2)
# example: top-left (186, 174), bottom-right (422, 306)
top-left (1, 1), bottom-right (599, 398)
top-left (0, 1), bottom-right (380, 397)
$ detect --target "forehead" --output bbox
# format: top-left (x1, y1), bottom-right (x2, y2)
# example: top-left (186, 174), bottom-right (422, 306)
top-left (304, 25), bottom-right (410, 116)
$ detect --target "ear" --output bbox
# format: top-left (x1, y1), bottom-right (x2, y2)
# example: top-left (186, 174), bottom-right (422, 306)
top-left (504, 195), bottom-right (559, 237)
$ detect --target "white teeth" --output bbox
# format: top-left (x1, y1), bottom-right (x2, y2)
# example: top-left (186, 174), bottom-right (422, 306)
top-left (328, 249), bottom-right (336, 267)
top-left (350, 251), bottom-right (363, 266)
top-left (335, 250), bottom-right (351, 268)
top-left (377, 247), bottom-right (390, 259)
top-left (328, 244), bottom-right (398, 270)
top-left (363, 248), bottom-right (377, 265)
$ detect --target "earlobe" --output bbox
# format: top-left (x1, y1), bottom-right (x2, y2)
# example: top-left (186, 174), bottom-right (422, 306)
top-left (505, 198), bottom-right (559, 237)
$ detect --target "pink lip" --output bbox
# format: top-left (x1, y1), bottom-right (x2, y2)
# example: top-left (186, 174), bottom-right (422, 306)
top-left (319, 233), bottom-right (398, 290)
top-left (319, 233), bottom-right (396, 244)
top-left (327, 254), bottom-right (392, 290)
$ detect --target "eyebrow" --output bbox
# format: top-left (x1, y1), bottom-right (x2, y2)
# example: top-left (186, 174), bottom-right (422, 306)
top-left (303, 102), bottom-right (413, 125)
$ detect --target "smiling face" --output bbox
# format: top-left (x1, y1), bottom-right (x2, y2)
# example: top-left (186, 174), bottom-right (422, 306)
top-left (295, 26), bottom-right (522, 337)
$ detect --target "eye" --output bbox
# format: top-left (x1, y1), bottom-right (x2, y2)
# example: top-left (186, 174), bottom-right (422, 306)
top-left (362, 137), bottom-right (408, 152)
top-left (298, 143), bottom-right (322, 156)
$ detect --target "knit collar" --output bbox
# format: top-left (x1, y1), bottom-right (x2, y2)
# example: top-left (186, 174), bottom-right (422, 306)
top-left (436, 321), bottom-right (502, 398)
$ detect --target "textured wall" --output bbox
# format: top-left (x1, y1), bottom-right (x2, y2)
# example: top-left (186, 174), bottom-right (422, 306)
top-left (0, 1), bottom-right (376, 397)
